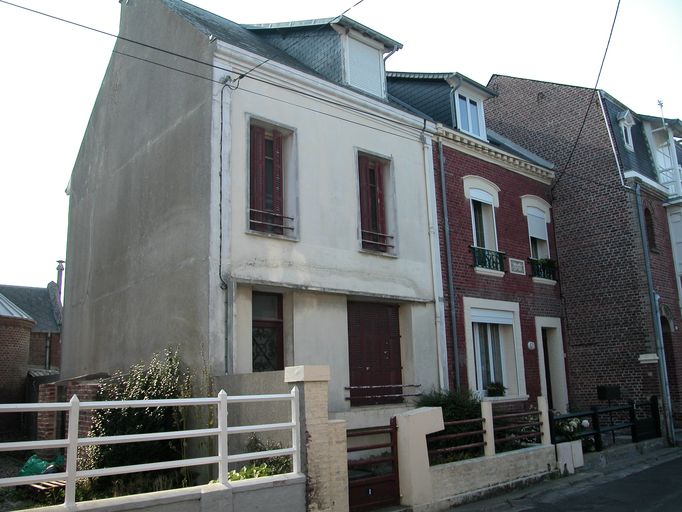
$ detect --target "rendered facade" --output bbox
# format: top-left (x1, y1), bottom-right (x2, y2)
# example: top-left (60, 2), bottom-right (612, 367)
top-left (62, 0), bottom-right (446, 425)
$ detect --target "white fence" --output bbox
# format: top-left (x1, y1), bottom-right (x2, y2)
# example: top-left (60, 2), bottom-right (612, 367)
top-left (0, 387), bottom-right (301, 507)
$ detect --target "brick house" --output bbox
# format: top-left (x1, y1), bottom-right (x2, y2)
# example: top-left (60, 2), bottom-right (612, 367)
top-left (387, 72), bottom-right (567, 410)
top-left (0, 281), bottom-right (62, 371)
top-left (484, 75), bottom-right (682, 425)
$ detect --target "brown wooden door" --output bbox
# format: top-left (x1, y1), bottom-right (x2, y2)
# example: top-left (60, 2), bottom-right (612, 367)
top-left (347, 302), bottom-right (402, 405)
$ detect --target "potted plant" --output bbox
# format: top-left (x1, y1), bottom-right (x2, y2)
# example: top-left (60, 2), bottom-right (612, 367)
top-left (486, 382), bottom-right (506, 397)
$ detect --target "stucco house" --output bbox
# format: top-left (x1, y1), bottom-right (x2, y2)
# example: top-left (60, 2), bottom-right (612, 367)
top-left (485, 75), bottom-right (682, 431)
top-left (387, 72), bottom-right (567, 410)
top-left (63, 0), bottom-right (448, 425)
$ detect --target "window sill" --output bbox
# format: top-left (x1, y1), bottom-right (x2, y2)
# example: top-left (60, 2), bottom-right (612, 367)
top-left (531, 277), bottom-right (556, 286)
top-left (474, 266), bottom-right (505, 278)
top-left (246, 229), bottom-right (298, 242)
top-left (481, 394), bottom-right (529, 403)
top-left (359, 248), bottom-right (398, 259)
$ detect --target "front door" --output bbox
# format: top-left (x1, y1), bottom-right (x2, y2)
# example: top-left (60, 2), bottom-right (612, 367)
top-left (347, 302), bottom-right (402, 405)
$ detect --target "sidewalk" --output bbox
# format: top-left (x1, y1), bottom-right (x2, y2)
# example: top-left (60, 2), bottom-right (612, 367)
top-left (451, 439), bottom-right (682, 511)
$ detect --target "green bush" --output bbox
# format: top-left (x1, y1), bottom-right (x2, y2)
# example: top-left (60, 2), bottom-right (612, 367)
top-left (417, 389), bottom-right (483, 464)
top-left (83, 348), bottom-right (192, 491)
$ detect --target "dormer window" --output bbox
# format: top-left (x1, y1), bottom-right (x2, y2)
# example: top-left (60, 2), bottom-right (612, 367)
top-left (618, 110), bottom-right (635, 152)
top-left (458, 93), bottom-right (484, 138)
top-left (347, 36), bottom-right (385, 98)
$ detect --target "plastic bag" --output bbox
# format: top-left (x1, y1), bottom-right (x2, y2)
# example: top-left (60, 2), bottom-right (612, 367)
top-left (18, 454), bottom-right (65, 476)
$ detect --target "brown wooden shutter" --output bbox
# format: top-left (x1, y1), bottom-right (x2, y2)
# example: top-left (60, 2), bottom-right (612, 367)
top-left (250, 125), bottom-right (265, 212)
top-left (374, 159), bottom-right (386, 236)
top-left (272, 130), bottom-right (283, 216)
top-left (358, 155), bottom-right (371, 235)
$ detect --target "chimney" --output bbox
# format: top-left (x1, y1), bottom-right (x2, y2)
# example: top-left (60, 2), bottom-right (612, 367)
top-left (56, 260), bottom-right (65, 301)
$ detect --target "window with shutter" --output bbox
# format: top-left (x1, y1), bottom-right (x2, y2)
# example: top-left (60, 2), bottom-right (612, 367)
top-left (358, 154), bottom-right (393, 253)
top-left (249, 122), bottom-right (294, 236)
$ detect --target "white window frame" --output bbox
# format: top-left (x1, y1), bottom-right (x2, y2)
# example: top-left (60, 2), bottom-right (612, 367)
top-left (463, 176), bottom-right (500, 251)
top-left (463, 297), bottom-right (527, 400)
top-left (521, 195), bottom-right (552, 259)
top-left (619, 110), bottom-right (635, 152)
top-left (456, 91), bottom-right (487, 139)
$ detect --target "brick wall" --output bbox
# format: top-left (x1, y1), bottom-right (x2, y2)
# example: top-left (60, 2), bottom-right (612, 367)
top-left (28, 332), bottom-right (61, 369)
top-left (0, 318), bottom-right (32, 404)
top-left (485, 75), bottom-right (682, 412)
top-left (433, 140), bottom-right (563, 402)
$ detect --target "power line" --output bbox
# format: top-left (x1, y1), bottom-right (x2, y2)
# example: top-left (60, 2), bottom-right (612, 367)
top-left (235, 0), bottom-right (365, 82)
top-left (551, 0), bottom-right (621, 194)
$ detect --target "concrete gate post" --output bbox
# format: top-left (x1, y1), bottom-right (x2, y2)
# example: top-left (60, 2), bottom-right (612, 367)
top-left (285, 365), bottom-right (348, 512)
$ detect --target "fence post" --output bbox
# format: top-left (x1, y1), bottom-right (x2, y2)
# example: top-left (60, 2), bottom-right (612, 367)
top-left (481, 401), bottom-right (495, 456)
top-left (537, 396), bottom-right (552, 445)
top-left (217, 389), bottom-right (229, 486)
top-left (65, 394), bottom-right (80, 508)
top-left (628, 400), bottom-right (638, 443)
top-left (591, 407), bottom-right (603, 452)
top-left (651, 396), bottom-right (662, 438)
top-left (290, 385), bottom-right (301, 474)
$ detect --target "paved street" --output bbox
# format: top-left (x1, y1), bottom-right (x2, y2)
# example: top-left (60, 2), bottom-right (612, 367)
top-left (454, 449), bottom-right (682, 511)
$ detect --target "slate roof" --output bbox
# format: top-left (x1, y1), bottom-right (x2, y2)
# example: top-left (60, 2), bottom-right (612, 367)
top-left (245, 16), bottom-right (402, 50)
top-left (162, 0), bottom-right (318, 76)
top-left (0, 293), bottom-right (34, 323)
top-left (0, 284), bottom-right (61, 332)
top-left (600, 92), bottom-right (657, 181)
top-left (386, 72), bottom-right (553, 169)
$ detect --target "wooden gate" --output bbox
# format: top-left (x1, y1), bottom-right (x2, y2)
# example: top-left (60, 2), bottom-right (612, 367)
top-left (347, 419), bottom-right (400, 512)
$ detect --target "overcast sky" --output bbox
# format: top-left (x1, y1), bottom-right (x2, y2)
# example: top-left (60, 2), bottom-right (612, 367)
top-left (0, 0), bottom-right (680, 288)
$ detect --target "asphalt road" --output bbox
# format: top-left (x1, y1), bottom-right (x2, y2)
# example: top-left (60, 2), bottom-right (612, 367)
top-left (454, 450), bottom-right (682, 512)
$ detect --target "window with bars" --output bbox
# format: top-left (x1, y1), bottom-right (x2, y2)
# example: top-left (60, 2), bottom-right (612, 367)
top-left (358, 154), bottom-right (394, 253)
top-left (249, 123), bottom-right (295, 236)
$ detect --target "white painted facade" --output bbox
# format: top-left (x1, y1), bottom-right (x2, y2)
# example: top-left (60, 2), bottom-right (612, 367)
top-left (208, 42), bottom-right (444, 415)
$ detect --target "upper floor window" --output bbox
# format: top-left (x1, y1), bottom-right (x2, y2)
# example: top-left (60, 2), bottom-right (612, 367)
top-left (618, 110), bottom-right (635, 152)
top-left (457, 93), bottom-right (486, 139)
top-left (521, 195), bottom-right (555, 281)
top-left (249, 121), bottom-right (296, 237)
top-left (464, 176), bottom-right (503, 273)
top-left (358, 153), bottom-right (394, 253)
top-left (347, 36), bottom-right (385, 98)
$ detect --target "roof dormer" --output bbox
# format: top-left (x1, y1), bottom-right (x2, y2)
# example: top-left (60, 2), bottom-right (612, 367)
top-left (245, 16), bottom-right (401, 100)
top-left (446, 73), bottom-right (497, 141)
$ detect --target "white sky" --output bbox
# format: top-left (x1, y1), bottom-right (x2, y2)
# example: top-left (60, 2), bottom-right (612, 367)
top-left (0, 0), bottom-right (680, 287)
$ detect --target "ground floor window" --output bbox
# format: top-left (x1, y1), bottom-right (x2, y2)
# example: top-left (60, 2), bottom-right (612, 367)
top-left (252, 292), bottom-right (283, 372)
top-left (347, 301), bottom-right (402, 405)
top-left (463, 298), bottom-right (526, 398)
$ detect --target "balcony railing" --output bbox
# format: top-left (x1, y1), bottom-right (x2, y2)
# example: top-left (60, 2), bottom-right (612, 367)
top-left (249, 209), bottom-right (295, 235)
top-left (470, 246), bottom-right (506, 272)
top-left (361, 229), bottom-right (394, 253)
top-left (529, 258), bottom-right (557, 280)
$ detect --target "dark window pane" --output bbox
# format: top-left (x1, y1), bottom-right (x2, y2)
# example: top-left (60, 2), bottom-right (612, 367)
top-left (253, 293), bottom-right (281, 320)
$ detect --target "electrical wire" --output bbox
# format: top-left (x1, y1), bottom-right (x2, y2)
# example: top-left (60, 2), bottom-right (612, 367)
top-left (550, 0), bottom-right (621, 194)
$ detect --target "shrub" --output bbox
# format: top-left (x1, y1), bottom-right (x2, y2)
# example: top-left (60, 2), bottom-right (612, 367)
top-left (83, 348), bottom-right (192, 491)
top-left (417, 389), bottom-right (483, 464)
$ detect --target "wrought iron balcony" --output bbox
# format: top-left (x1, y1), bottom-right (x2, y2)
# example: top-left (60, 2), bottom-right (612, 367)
top-left (529, 258), bottom-right (557, 281)
top-left (470, 246), bottom-right (506, 273)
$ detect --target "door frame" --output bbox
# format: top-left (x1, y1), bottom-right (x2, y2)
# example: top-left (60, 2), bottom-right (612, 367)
top-left (535, 316), bottom-right (569, 413)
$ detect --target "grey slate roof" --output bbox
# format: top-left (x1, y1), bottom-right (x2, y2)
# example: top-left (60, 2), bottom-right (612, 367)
top-left (600, 92), bottom-right (657, 181)
top-left (386, 72), bottom-right (553, 169)
top-left (0, 284), bottom-right (61, 332)
top-left (245, 16), bottom-right (402, 51)
top-left (161, 0), bottom-right (319, 76)
top-left (0, 293), bottom-right (34, 323)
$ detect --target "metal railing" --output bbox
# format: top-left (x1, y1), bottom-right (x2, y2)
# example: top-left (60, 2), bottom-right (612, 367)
top-left (529, 258), bottom-right (557, 280)
top-left (470, 246), bottom-right (506, 272)
top-left (345, 383), bottom-right (421, 406)
top-left (493, 410), bottom-right (543, 450)
top-left (427, 417), bottom-right (485, 463)
top-left (249, 209), bottom-right (295, 234)
top-left (0, 388), bottom-right (300, 508)
top-left (549, 397), bottom-right (661, 450)
top-left (361, 230), bottom-right (394, 252)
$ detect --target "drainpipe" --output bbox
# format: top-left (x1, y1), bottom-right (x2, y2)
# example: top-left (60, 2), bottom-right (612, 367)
top-left (635, 182), bottom-right (676, 445)
top-left (421, 130), bottom-right (449, 390)
top-left (56, 260), bottom-right (65, 303)
top-left (448, 75), bottom-right (463, 129)
top-left (438, 141), bottom-right (461, 389)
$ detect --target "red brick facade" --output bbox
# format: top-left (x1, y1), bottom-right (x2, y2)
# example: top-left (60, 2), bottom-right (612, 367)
top-left (485, 75), bottom-right (682, 418)
top-left (433, 134), bottom-right (563, 406)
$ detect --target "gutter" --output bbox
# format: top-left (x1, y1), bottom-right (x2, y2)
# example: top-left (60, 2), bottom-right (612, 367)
top-left (421, 130), bottom-right (449, 390)
top-left (438, 141), bottom-right (461, 389)
top-left (447, 75), bottom-right (462, 130)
